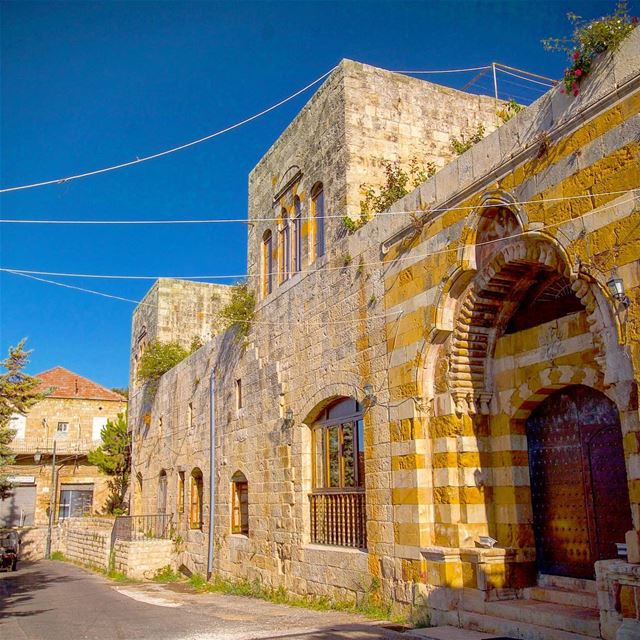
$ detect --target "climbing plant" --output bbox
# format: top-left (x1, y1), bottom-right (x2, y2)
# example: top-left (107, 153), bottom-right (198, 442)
top-left (449, 123), bottom-right (486, 156)
top-left (217, 282), bottom-right (256, 341)
top-left (543, 2), bottom-right (638, 96)
top-left (346, 157), bottom-right (436, 232)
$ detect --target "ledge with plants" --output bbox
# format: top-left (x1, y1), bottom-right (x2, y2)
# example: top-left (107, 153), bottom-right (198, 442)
top-left (543, 1), bottom-right (638, 97)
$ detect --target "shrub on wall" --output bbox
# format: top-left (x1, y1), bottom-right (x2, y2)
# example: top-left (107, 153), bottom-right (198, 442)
top-left (217, 283), bottom-right (256, 341)
top-left (137, 341), bottom-right (191, 384)
top-left (543, 1), bottom-right (638, 96)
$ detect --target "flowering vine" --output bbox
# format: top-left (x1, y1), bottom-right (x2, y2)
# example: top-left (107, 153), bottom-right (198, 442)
top-left (543, 2), bottom-right (638, 97)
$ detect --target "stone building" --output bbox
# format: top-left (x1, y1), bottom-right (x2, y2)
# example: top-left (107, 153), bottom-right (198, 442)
top-left (130, 33), bottom-right (640, 640)
top-left (1, 367), bottom-right (127, 527)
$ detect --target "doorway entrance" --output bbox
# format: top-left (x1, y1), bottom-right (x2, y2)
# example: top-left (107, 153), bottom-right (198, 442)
top-left (526, 385), bottom-right (632, 579)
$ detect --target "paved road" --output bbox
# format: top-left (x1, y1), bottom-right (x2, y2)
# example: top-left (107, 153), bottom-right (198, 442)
top-left (0, 561), bottom-right (409, 640)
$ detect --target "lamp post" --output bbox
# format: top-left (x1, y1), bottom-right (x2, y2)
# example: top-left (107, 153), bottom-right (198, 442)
top-left (45, 440), bottom-right (57, 559)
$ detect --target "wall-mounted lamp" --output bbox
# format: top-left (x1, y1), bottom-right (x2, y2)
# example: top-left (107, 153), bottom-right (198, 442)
top-left (607, 273), bottom-right (630, 308)
top-left (363, 383), bottom-right (376, 407)
top-left (34, 452), bottom-right (42, 464)
top-left (283, 408), bottom-right (294, 429)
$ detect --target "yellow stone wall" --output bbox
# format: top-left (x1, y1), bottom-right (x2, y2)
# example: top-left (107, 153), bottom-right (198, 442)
top-left (130, 30), bottom-right (640, 618)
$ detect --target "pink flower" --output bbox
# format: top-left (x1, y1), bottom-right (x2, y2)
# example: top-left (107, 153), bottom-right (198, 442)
top-left (572, 81), bottom-right (578, 90)
top-left (574, 68), bottom-right (583, 77)
top-left (560, 88), bottom-right (565, 93)
top-left (573, 50), bottom-right (580, 61)
top-left (573, 89), bottom-right (580, 97)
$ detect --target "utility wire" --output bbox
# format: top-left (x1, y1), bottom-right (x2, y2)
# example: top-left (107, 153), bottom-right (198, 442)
top-left (0, 66), bottom-right (337, 194)
top-left (496, 67), bottom-right (554, 89)
top-left (1, 62), bottom-right (556, 195)
top-left (0, 189), bottom-right (633, 225)
top-left (3, 193), bottom-right (635, 299)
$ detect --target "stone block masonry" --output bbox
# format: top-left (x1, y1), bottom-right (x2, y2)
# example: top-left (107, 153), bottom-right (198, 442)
top-left (131, 31), bottom-right (640, 640)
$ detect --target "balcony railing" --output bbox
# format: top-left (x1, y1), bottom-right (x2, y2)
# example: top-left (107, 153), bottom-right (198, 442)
top-left (9, 437), bottom-right (96, 455)
top-left (112, 514), bottom-right (174, 541)
top-left (310, 490), bottom-right (367, 550)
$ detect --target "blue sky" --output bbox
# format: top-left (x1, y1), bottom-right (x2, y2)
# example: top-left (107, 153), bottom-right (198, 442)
top-left (0, 0), bottom-right (626, 388)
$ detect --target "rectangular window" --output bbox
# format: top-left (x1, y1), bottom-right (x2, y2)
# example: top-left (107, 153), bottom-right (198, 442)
top-left (9, 414), bottom-right (26, 440)
top-left (293, 198), bottom-right (302, 273)
top-left (177, 472), bottom-right (185, 514)
top-left (188, 403), bottom-right (193, 428)
top-left (190, 474), bottom-right (203, 530)
top-left (235, 379), bottom-right (242, 410)
top-left (58, 484), bottom-right (93, 519)
top-left (313, 429), bottom-right (326, 489)
top-left (92, 417), bottom-right (107, 442)
top-left (231, 481), bottom-right (249, 535)
top-left (263, 232), bottom-right (273, 296)
top-left (313, 189), bottom-right (325, 258)
top-left (57, 422), bottom-right (69, 435)
top-left (328, 425), bottom-right (340, 487)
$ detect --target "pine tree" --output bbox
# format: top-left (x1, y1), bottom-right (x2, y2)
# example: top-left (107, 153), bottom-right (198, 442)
top-left (88, 412), bottom-right (131, 514)
top-left (0, 339), bottom-right (48, 498)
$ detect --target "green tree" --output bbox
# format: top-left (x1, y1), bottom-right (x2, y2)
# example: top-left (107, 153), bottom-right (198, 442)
top-left (0, 340), bottom-right (49, 498)
top-left (88, 412), bottom-right (131, 514)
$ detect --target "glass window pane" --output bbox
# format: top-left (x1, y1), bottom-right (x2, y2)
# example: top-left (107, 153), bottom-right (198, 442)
top-left (356, 419), bottom-right (365, 487)
top-left (328, 425), bottom-right (340, 487)
top-left (315, 190), bottom-right (325, 258)
top-left (342, 421), bottom-right (356, 487)
top-left (313, 429), bottom-right (326, 488)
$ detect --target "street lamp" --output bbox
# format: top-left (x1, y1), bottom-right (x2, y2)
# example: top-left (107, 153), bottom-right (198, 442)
top-left (607, 273), bottom-right (630, 308)
top-left (283, 408), bottom-right (294, 429)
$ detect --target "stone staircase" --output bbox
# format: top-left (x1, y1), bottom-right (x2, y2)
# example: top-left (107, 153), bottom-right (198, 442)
top-left (461, 575), bottom-right (601, 640)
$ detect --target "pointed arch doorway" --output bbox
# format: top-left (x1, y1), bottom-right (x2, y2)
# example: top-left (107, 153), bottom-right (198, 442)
top-left (526, 385), bottom-right (632, 579)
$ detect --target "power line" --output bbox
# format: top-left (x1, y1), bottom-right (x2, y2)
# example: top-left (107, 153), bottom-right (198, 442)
top-left (0, 66), bottom-right (337, 194)
top-left (496, 67), bottom-right (554, 89)
top-left (1, 61), bottom-right (556, 195)
top-left (0, 189), bottom-right (634, 225)
top-left (4, 269), bottom-right (403, 327)
top-left (3, 193), bottom-right (634, 299)
top-left (392, 65), bottom-right (491, 74)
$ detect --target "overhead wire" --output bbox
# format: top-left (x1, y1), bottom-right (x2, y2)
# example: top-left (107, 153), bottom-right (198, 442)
top-left (0, 66), bottom-right (338, 194)
top-left (3, 192), bottom-right (636, 304)
top-left (495, 66), bottom-right (555, 88)
top-left (1, 62), bottom-right (556, 195)
top-left (0, 189), bottom-right (633, 226)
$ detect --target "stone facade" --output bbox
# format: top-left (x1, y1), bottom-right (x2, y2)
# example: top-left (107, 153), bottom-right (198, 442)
top-left (2, 368), bottom-right (127, 527)
top-left (130, 33), bottom-right (640, 640)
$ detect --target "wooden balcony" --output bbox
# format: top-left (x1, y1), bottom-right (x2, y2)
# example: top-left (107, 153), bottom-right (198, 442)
top-left (309, 490), bottom-right (367, 550)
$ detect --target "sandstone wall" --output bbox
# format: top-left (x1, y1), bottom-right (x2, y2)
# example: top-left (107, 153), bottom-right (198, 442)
top-left (130, 29), bottom-right (640, 628)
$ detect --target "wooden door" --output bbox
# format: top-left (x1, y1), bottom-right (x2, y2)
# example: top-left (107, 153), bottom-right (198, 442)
top-left (526, 385), bottom-right (632, 579)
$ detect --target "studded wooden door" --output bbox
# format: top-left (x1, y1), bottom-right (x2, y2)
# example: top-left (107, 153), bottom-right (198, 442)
top-left (526, 385), bottom-right (632, 579)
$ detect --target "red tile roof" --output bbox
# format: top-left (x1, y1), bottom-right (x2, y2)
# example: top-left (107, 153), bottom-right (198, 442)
top-left (36, 367), bottom-right (126, 402)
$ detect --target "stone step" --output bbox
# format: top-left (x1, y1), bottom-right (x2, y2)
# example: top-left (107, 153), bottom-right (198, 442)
top-left (524, 586), bottom-right (598, 610)
top-left (483, 599), bottom-right (600, 638)
top-left (537, 574), bottom-right (597, 594)
top-left (460, 610), bottom-right (600, 640)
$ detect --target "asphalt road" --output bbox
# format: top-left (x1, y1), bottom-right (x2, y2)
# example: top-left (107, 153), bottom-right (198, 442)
top-left (0, 561), bottom-right (409, 640)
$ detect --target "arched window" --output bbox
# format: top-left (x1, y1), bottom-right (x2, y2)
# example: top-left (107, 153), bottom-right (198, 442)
top-left (231, 471), bottom-right (249, 535)
top-left (310, 397), bottom-right (366, 549)
top-left (177, 470), bottom-right (185, 515)
top-left (293, 196), bottom-right (302, 273)
top-left (262, 229), bottom-right (273, 297)
top-left (190, 468), bottom-right (204, 530)
top-left (157, 470), bottom-right (167, 514)
top-left (311, 183), bottom-right (325, 259)
top-left (279, 209), bottom-right (290, 282)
